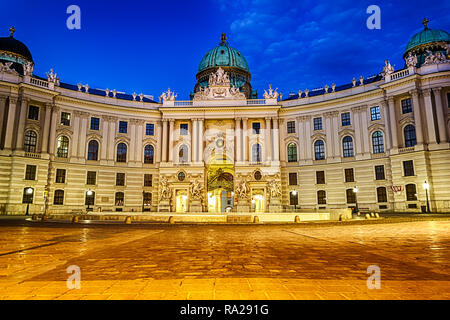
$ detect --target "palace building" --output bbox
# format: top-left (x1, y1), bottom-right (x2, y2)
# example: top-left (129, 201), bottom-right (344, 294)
top-left (0, 22), bottom-right (449, 215)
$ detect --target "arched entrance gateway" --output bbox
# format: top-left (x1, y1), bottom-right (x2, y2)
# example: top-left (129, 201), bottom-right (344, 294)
top-left (207, 155), bottom-right (234, 213)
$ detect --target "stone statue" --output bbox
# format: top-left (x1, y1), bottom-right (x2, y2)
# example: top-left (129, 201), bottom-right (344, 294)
top-left (405, 52), bottom-right (418, 68)
top-left (424, 49), bottom-right (435, 65)
top-left (194, 69), bottom-right (245, 101)
top-left (160, 88), bottom-right (177, 102)
top-left (434, 52), bottom-right (445, 63)
top-left (46, 69), bottom-right (60, 85)
top-left (0, 62), bottom-right (17, 75)
top-left (190, 179), bottom-right (203, 200)
top-left (268, 180), bottom-right (282, 198)
top-left (208, 67), bottom-right (230, 86)
top-left (381, 60), bottom-right (394, 78)
top-left (23, 62), bottom-right (34, 76)
top-left (352, 78), bottom-right (357, 87)
top-left (159, 176), bottom-right (171, 201)
top-left (235, 179), bottom-right (249, 199)
top-left (263, 84), bottom-right (279, 99)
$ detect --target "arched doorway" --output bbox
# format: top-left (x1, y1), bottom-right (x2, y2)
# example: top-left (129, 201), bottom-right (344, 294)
top-left (207, 155), bottom-right (234, 213)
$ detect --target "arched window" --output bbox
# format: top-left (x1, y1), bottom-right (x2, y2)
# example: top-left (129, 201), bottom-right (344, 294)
top-left (317, 190), bottom-right (326, 205)
top-left (342, 136), bottom-right (354, 158)
top-left (404, 125), bottom-right (417, 147)
top-left (56, 136), bottom-right (69, 158)
top-left (346, 189), bottom-right (356, 204)
top-left (376, 187), bottom-right (387, 203)
top-left (252, 144), bottom-right (262, 162)
top-left (314, 140), bottom-right (325, 160)
top-left (87, 140), bottom-right (99, 160)
top-left (179, 145), bottom-right (188, 163)
top-left (116, 143), bottom-right (127, 162)
top-left (24, 130), bottom-right (37, 153)
top-left (53, 190), bottom-right (64, 205)
top-left (372, 131), bottom-right (384, 154)
top-left (287, 143), bottom-right (297, 162)
top-left (406, 184), bottom-right (417, 201)
top-left (144, 145), bottom-right (154, 164)
top-left (115, 192), bottom-right (124, 206)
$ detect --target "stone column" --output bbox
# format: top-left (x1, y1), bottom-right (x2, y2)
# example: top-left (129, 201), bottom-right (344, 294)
top-left (297, 116), bottom-right (305, 161)
top-left (272, 117), bottom-right (280, 161)
top-left (279, 119), bottom-right (286, 162)
top-left (48, 106), bottom-right (59, 157)
top-left (360, 106), bottom-right (370, 154)
top-left (100, 115), bottom-right (109, 160)
top-left (129, 120), bottom-right (137, 162)
top-left (107, 117), bottom-right (117, 161)
top-left (192, 119), bottom-right (198, 162)
top-left (331, 112), bottom-right (340, 158)
top-left (324, 112), bottom-right (334, 157)
top-left (136, 120), bottom-right (144, 162)
top-left (235, 118), bottom-right (242, 163)
top-left (387, 97), bottom-right (398, 148)
top-left (156, 120), bottom-right (162, 163)
top-left (304, 116), bottom-right (312, 160)
top-left (0, 96), bottom-right (5, 147)
top-left (265, 117), bottom-right (272, 162)
top-left (71, 112), bottom-right (80, 158)
top-left (242, 117), bottom-right (248, 162)
top-left (168, 119), bottom-right (174, 162)
top-left (15, 97), bottom-right (29, 150)
top-left (432, 87), bottom-right (447, 143)
top-left (380, 101), bottom-right (391, 150)
top-left (161, 119), bottom-right (168, 162)
top-left (352, 107), bottom-right (362, 155)
top-left (422, 89), bottom-right (437, 144)
top-left (41, 103), bottom-right (52, 153)
top-left (3, 97), bottom-right (18, 150)
top-left (410, 89), bottom-right (424, 145)
top-left (78, 112), bottom-right (88, 159)
top-left (197, 119), bottom-right (204, 162)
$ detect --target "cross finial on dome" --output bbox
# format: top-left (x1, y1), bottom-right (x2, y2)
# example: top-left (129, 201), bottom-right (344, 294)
top-left (422, 18), bottom-right (429, 29)
top-left (9, 26), bottom-right (16, 37)
top-left (220, 33), bottom-right (227, 44)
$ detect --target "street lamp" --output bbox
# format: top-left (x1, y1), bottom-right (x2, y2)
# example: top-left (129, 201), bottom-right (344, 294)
top-left (292, 190), bottom-right (298, 210)
top-left (423, 181), bottom-right (430, 213)
top-left (86, 189), bottom-right (93, 212)
top-left (25, 187), bottom-right (33, 215)
top-left (353, 187), bottom-right (359, 214)
top-left (251, 199), bottom-right (256, 212)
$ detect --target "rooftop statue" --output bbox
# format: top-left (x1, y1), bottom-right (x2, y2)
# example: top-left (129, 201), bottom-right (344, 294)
top-left (159, 88), bottom-right (177, 102)
top-left (381, 60), bottom-right (394, 78)
top-left (46, 69), bottom-right (60, 85)
top-left (23, 62), bottom-right (34, 76)
top-left (194, 67), bottom-right (245, 100)
top-left (0, 62), bottom-right (18, 75)
top-left (405, 52), bottom-right (418, 68)
top-left (263, 84), bottom-right (279, 99)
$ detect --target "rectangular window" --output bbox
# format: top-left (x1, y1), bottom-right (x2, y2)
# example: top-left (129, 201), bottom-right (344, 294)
top-left (401, 98), bottom-right (413, 114)
top-left (60, 112), bottom-right (71, 126)
top-left (180, 123), bottom-right (189, 135)
top-left (90, 117), bottom-right (100, 130)
top-left (252, 122), bottom-right (261, 134)
top-left (28, 105), bottom-right (39, 120)
top-left (344, 168), bottom-right (354, 182)
top-left (143, 192), bottom-right (152, 209)
top-left (25, 165), bottom-right (36, 180)
top-left (287, 121), bottom-right (296, 134)
top-left (313, 117), bottom-right (322, 131)
top-left (447, 93), bottom-right (450, 108)
top-left (86, 171), bottom-right (96, 185)
top-left (403, 160), bottom-right (415, 176)
top-left (146, 123), bottom-right (154, 136)
top-left (116, 173), bottom-right (125, 186)
top-left (144, 174), bottom-right (152, 187)
top-left (119, 121), bottom-right (128, 133)
top-left (375, 165), bottom-right (385, 180)
top-left (288, 172), bottom-right (298, 185)
top-left (55, 169), bottom-right (66, 183)
top-left (53, 190), bottom-right (64, 205)
top-left (341, 112), bottom-right (351, 126)
top-left (371, 106), bottom-right (381, 121)
top-left (377, 187), bottom-right (388, 203)
top-left (316, 171), bottom-right (325, 184)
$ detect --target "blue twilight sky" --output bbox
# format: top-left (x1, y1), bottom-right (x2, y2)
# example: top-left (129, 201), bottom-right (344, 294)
top-left (1, 0), bottom-right (449, 100)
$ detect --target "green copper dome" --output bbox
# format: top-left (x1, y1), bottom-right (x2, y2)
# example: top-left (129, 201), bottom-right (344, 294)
top-left (198, 35), bottom-right (249, 72)
top-left (405, 21), bottom-right (450, 53)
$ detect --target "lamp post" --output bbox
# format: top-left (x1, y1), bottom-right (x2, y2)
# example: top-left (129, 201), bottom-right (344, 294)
top-left (251, 199), bottom-right (256, 212)
top-left (292, 190), bottom-right (298, 210)
top-left (423, 181), bottom-right (430, 213)
top-left (25, 187), bottom-right (33, 215)
top-left (86, 189), bottom-right (93, 212)
top-left (353, 187), bottom-right (359, 214)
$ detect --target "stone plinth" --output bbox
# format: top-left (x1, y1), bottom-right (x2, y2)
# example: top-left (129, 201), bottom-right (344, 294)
top-left (235, 199), bottom-right (250, 213)
top-left (189, 199), bottom-right (203, 213)
top-left (269, 198), bottom-right (282, 212)
top-left (158, 200), bottom-right (171, 212)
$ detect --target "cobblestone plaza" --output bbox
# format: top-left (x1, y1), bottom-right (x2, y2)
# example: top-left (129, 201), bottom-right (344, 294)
top-left (0, 218), bottom-right (449, 300)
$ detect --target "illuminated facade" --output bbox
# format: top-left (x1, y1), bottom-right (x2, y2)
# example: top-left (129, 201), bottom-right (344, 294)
top-left (1, 23), bottom-right (449, 215)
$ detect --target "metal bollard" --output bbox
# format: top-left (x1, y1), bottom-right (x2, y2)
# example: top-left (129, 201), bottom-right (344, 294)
top-left (295, 215), bottom-right (300, 223)
top-left (168, 216), bottom-right (175, 224)
top-left (253, 216), bottom-right (260, 223)
top-left (72, 216), bottom-right (79, 223)
top-left (125, 216), bottom-right (132, 224)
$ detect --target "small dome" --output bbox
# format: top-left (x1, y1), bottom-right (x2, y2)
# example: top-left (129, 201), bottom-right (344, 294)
top-left (405, 19), bottom-right (450, 54)
top-left (198, 34), bottom-right (249, 73)
top-left (0, 28), bottom-right (33, 62)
